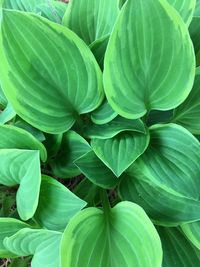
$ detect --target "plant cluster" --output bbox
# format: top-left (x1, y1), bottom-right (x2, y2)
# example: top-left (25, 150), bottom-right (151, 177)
top-left (0, 0), bottom-right (200, 266)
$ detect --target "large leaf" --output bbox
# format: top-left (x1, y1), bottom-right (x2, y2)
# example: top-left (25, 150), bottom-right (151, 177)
top-left (119, 124), bottom-right (200, 226)
top-left (51, 130), bottom-right (91, 178)
top-left (0, 218), bottom-right (29, 258)
top-left (103, 0), bottom-right (195, 119)
top-left (0, 124), bottom-right (47, 161)
top-left (2, 0), bottom-right (43, 11)
top-left (74, 151), bottom-right (118, 189)
top-left (167, 0), bottom-right (196, 26)
top-left (0, 10), bottom-right (103, 133)
top-left (0, 149), bottom-right (41, 220)
top-left (34, 176), bottom-right (87, 231)
top-left (181, 221), bottom-right (200, 249)
top-left (91, 132), bottom-right (149, 177)
top-left (173, 67), bottom-right (200, 134)
top-left (85, 116), bottom-right (145, 139)
top-left (61, 201), bottom-right (162, 267)
top-left (4, 228), bottom-right (62, 267)
top-left (62, 0), bottom-right (119, 45)
top-left (157, 227), bottom-right (200, 267)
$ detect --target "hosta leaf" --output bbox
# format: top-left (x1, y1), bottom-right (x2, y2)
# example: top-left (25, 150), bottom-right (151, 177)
top-left (181, 221), bottom-right (200, 249)
top-left (90, 34), bottom-right (109, 70)
top-left (2, 0), bottom-right (43, 11)
top-left (146, 109), bottom-right (173, 126)
top-left (157, 227), bottom-right (200, 267)
top-left (194, 0), bottom-right (200, 16)
top-left (119, 0), bottom-right (126, 9)
top-left (34, 175), bottom-right (87, 231)
top-left (92, 132), bottom-right (150, 177)
top-left (0, 102), bottom-right (16, 124)
top-left (119, 124), bottom-right (200, 225)
top-left (61, 201), bottom-right (162, 267)
top-left (90, 99), bottom-right (117, 125)
top-left (0, 149), bottom-right (41, 220)
top-left (0, 218), bottom-right (29, 258)
top-left (62, 0), bottom-right (119, 45)
top-left (51, 130), bottom-right (91, 178)
top-left (0, 10), bottom-right (103, 134)
top-left (0, 125), bottom-right (47, 161)
top-left (0, 85), bottom-right (7, 108)
top-left (173, 67), bottom-right (200, 134)
top-left (43, 133), bottom-right (62, 159)
top-left (166, 0), bottom-right (196, 26)
top-left (4, 228), bottom-right (62, 267)
top-left (74, 151), bottom-right (118, 189)
top-left (85, 116), bottom-right (145, 139)
top-left (104, 0), bottom-right (195, 119)
top-left (189, 17), bottom-right (200, 64)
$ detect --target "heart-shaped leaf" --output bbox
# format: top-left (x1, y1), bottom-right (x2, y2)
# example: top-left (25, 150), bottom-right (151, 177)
top-left (0, 149), bottom-right (41, 220)
top-left (61, 201), bottom-right (162, 267)
top-left (0, 10), bottom-right (103, 133)
top-left (104, 0), bottom-right (195, 119)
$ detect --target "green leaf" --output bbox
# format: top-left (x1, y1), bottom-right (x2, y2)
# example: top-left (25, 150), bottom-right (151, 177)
top-left (119, 0), bottom-right (126, 8)
top-left (61, 201), bottom-right (162, 267)
top-left (0, 149), bottom-right (41, 220)
top-left (0, 85), bottom-right (7, 108)
top-left (119, 124), bottom-right (200, 226)
top-left (51, 130), bottom-right (91, 178)
top-left (104, 0), bottom-right (195, 119)
top-left (62, 0), bottom-right (119, 45)
top-left (0, 102), bottom-right (16, 125)
top-left (157, 226), bottom-right (200, 267)
top-left (43, 133), bottom-right (62, 159)
top-left (166, 0), bottom-right (196, 26)
top-left (2, 0), bottom-right (43, 11)
top-left (0, 124), bottom-right (47, 161)
top-left (90, 99), bottom-right (117, 125)
top-left (4, 228), bottom-right (62, 267)
top-left (173, 67), bottom-right (200, 134)
top-left (74, 151), bottom-right (118, 189)
top-left (181, 221), bottom-right (200, 249)
top-left (194, 0), bottom-right (200, 16)
top-left (189, 16), bottom-right (200, 64)
top-left (34, 175), bottom-right (86, 231)
top-left (0, 10), bottom-right (103, 134)
top-left (9, 257), bottom-right (31, 267)
top-left (0, 218), bottom-right (29, 258)
top-left (92, 132), bottom-right (150, 177)
top-left (85, 116), bottom-right (146, 139)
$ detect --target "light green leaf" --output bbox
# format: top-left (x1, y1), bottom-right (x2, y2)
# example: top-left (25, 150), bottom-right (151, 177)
top-left (2, 0), bottom-right (43, 11)
top-left (92, 132), bottom-right (150, 177)
top-left (62, 0), bottom-right (119, 45)
top-left (0, 10), bottom-right (103, 133)
top-left (74, 151), bottom-right (118, 189)
top-left (61, 201), bottom-right (162, 267)
top-left (104, 0), bottom-right (195, 119)
top-left (194, 0), bottom-right (200, 15)
top-left (51, 130), bottom-right (91, 178)
top-left (157, 227), bottom-right (200, 267)
top-left (0, 149), bottom-right (41, 220)
top-left (166, 0), bottom-right (196, 26)
top-left (85, 116), bottom-right (146, 139)
top-left (4, 228), bottom-right (62, 267)
top-left (181, 221), bottom-right (200, 249)
top-left (119, 124), bottom-right (200, 226)
top-left (0, 102), bottom-right (16, 124)
top-left (173, 67), bottom-right (200, 134)
top-left (34, 175), bottom-right (86, 231)
top-left (0, 85), bottom-right (7, 108)
top-left (90, 99), bottom-right (117, 125)
top-left (0, 124), bottom-right (47, 161)
top-left (0, 218), bottom-right (29, 258)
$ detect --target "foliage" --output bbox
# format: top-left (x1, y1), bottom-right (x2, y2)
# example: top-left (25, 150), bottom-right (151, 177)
top-left (0, 0), bottom-right (199, 266)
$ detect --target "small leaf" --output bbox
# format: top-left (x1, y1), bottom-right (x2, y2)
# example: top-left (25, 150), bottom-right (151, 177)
top-left (51, 130), bottom-right (91, 178)
top-left (74, 151), bottom-right (118, 189)
top-left (62, 0), bottom-right (119, 44)
top-left (0, 149), bottom-right (41, 220)
top-left (0, 102), bottom-right (16, 125)
top-left (61, 201), bottom-right (162, 267)
top-left (34, 175), bottom-right (87, 231)
top-left (104, 0), bottom-right (195, 119)
top-left (181, 221), bottom-right (200, 249)
top-left (4, 228), bottom-right (62, 267)
top-left (92, 132), bottom-right (150, 177)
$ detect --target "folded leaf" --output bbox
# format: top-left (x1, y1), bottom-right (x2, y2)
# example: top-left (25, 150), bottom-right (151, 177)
top-left (34, 175), bottom-right (87, 231)
top-left (181, 221), bottom-right (200, 249)
top-left (0, 149), bottom-right (41, 220)
top-left (61, 201), bottom-right (162, 267)
top-left (4, 228), bottom-right (62, 267)
top-left (104, 0), bottom-right (195, 119)
top-left (0, 10), bottom-right (103, 133)
top-left (62, 0), bottom-right (119, 44)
